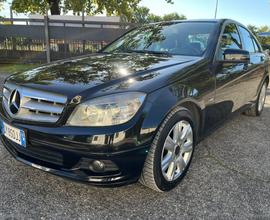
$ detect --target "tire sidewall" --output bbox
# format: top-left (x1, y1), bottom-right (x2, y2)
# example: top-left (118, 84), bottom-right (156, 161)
top-left (152, 108), bottom-right (196, 191)
top-left (256, 82), bottom-right (267, 116)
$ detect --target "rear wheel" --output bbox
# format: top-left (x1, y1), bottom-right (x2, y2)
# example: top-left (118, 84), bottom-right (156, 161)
top-left (140, 107), bottom-right (196, 192)
top-left (244, 82), bottom-right (267, 116)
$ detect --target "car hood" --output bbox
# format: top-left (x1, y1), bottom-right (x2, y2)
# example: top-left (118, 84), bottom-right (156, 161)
top-left (7, 53), bottom-right (198, 100)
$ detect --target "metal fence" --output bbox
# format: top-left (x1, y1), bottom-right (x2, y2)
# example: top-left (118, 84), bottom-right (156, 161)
top-left (0, 18), bottom-right (134, 63)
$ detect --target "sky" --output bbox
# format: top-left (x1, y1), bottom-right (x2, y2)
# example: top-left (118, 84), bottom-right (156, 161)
top-left (140, 0), bottom-right (270, 26)
top-left (1, 0), bottom-right (270, 27)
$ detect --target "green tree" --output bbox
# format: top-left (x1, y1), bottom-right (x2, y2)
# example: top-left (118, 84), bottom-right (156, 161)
top-left (162, 12), bottom-right (186, 21)
top-left (10, 0), bottom-right (174, 18)
top-left (130, 6), bottom-right (150, 23)
top-left (11, 0), bottom-right (140, 17)
top-left (0, 0), bottom-right (5, 18)
top-left (0, 0), bottom-right (5, 10)
top-left (147, 13), bottom-right (162, 23)
top-left (247, 25), bottom-right (259, 36)
top-left (130, 6), bottom-right (186, 23)
top-left (257, 26), bottom-right (270, 47)
top-left (247, 24), bottom-right (270, 48)
top-left (12, 0), bottom-right (49, 15)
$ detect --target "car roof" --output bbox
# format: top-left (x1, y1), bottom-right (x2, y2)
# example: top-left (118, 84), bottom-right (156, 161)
top-left (153, 19), bottom-right (245, 27)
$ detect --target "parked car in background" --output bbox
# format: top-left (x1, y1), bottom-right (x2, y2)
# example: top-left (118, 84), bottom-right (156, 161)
top-left (262, 45), bottom-right (270, 56)
top-left (0, 19), bottom-right (268, 192)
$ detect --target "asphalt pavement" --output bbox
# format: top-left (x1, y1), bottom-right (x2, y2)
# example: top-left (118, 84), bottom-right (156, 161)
top-left (0, 72), bottom-right (270, 219)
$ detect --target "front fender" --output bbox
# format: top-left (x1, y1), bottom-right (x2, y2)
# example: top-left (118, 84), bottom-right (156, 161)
top-left (139, 83), bottom-right (204, 144)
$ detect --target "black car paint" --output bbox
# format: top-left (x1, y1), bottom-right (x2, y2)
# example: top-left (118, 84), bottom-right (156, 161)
top-left (0, 19), bottom-right (269, 185)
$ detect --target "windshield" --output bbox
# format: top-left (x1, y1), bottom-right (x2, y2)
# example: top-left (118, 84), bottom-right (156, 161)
top-left (103, 22), bottom-right (217, 56)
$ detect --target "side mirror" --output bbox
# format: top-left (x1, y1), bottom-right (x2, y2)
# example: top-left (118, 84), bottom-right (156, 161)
top-left (221, 49), bottom-right (250, 64)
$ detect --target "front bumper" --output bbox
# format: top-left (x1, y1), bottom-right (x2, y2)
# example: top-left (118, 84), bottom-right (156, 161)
top-left (0, 99), bottom-right (152, 186)
top-left (1, 134), bottom-right (149, 186)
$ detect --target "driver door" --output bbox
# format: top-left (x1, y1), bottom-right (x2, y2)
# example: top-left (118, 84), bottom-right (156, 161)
top-left (214, 23), bottom-right (248, 121)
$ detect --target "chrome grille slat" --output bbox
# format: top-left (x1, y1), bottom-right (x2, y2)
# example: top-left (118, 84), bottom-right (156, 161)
top-left (3, 94), bottom-right (9, 101)
top-left (3, 87), bottom-right (11, 91)
top-left (2, 83), bottom-right (67, 123)
top-left (22, 87), bottom-right (67, 104)
top-left (3, 88), bottom-right (11, 100)
top-left (16, 109), bottom-right (60, 123)
top-left (4, 82), bottom-right (17, 91)
top-left (22, 99), bottom-right (63, 115)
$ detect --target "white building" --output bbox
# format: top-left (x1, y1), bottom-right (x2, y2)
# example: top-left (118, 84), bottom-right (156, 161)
top-left (28, 15), bottom-right (121, 28)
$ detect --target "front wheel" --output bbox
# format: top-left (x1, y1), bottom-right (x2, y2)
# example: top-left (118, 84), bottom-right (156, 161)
top-left (139, 107), bottom-right (196, 192)
top-left (244, 81), bottom-right (267, 116)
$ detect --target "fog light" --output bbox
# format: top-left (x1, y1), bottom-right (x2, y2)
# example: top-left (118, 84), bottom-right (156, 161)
top-left (90, 160), bottom-right (105, 173)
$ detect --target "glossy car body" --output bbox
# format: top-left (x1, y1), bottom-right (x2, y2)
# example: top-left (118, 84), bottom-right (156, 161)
top-left (0, 19), bottom-right (268, 186)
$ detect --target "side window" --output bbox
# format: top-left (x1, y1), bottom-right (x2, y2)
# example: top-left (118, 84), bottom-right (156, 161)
top-left (221, 23), bottom-right (242, 50)
top-left (239, 26), bottom-right (255, 53)
top-left (252, 37), bottom-right (260, 52)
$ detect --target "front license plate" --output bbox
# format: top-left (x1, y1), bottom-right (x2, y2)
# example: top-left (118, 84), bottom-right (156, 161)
top-left (1, 121), bottom-right (26, 147)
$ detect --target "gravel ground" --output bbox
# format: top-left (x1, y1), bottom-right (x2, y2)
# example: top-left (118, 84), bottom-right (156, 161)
top-left (1, 72), bottom-right (270, 219)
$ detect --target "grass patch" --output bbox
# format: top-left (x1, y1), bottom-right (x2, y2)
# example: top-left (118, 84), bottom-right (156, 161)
top-left (0, 64), bottom-right (40, 74)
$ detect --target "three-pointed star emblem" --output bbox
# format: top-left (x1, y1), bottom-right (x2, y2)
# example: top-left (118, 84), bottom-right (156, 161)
top-left (8, 89), bottom-right (21, 114)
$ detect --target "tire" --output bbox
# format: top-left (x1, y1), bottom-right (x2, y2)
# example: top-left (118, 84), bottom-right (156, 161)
top-left (244, 81), bottom-right (268, 117)
top-left (139, 106), bottom-right (196, 192)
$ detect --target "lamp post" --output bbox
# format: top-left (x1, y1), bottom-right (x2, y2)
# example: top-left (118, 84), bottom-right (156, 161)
top-left (214, 0), bottom-right (219, 19)
top-left (44, 8), bottom-right (51, 63)
top-left (9, 5), bottom-right (13, 24)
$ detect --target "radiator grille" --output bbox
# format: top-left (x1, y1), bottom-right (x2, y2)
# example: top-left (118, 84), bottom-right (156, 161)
top-left (3, 82), bottom-right (67, 123)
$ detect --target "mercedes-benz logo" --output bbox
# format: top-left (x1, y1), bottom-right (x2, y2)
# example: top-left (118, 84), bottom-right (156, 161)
top-left (9, 89), bottom-right (21, 114)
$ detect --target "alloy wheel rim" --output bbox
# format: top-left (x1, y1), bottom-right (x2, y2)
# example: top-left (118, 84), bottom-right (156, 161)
top-left (161, 120), bottom-right (193, 182)
top-left (258, 84), bottom-right (267, 112)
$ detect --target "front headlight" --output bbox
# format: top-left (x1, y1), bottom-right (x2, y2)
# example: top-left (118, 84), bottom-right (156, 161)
top-left (67, 92), bottom-right (146, 126)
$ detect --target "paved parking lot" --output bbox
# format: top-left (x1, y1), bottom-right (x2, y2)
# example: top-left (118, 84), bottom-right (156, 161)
top-left (0, 72), bottom-right (270, 219)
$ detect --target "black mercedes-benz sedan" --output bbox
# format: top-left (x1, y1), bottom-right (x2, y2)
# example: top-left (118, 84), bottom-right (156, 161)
top-left (0, 19), bottom-right (268, 192)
